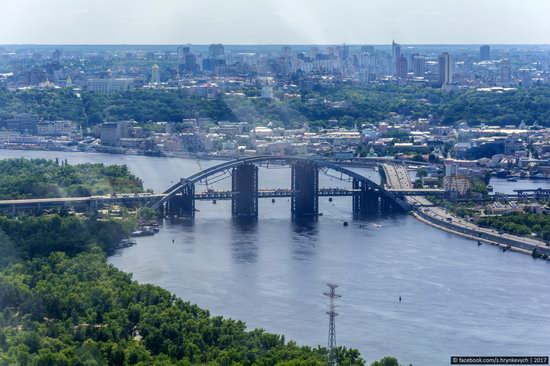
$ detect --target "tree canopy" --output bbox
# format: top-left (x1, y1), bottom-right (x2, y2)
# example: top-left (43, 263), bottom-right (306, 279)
top-left (0, 158), bottom-right (143, 199)
top-left (2, 84), bottom-right (550, 130)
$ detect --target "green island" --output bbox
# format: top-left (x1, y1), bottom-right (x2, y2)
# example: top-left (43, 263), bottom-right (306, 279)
top-left (0, 158), bottom-right (144, 199)
top-left (0, 159), bottom-right (403, 366)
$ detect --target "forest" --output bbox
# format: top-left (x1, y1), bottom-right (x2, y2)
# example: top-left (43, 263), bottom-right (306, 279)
top-left (0, 159), bottom-right (404, 365)
top-left (1, 84), bottom-right (550, 130)
top-left (478, 212), bottom-right (550, 243)
top-left (0, 158), bottom-right (144, 199)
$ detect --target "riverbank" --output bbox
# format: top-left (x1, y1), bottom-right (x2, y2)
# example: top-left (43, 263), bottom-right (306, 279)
top-left (413, 206), bottom-right (550, 260)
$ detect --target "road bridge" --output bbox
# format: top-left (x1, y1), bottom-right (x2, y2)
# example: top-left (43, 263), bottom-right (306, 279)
top-left (0, 159), bottom-right (450, 218)
top-left (0, 194), bottom-right (165, 215)
top-left (147, 156), bottom-right (415, 218)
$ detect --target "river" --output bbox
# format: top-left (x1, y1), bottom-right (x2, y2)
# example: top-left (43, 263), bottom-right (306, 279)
top-left (2, 149), bottom-right (550, 365)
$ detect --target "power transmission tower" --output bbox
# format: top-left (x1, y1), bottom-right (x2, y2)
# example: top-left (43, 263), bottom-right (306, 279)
top-left (324, 283), bottom-right (341, 366)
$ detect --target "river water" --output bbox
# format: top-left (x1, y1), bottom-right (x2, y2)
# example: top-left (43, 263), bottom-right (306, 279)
top-left (2, 150), bottom-right (550, 365)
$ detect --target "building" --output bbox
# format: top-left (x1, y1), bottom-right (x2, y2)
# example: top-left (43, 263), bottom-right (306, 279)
top-left (208, 44), bottom-right (225, 58)
top-left (180, 132), bottom-right (205, 152)
top-left (480, 45), bottom-right (491, 61)
top-left (6, 114), bottom-right (39, 134)
top-left (391, 40), bottom-right (401, 71)
top-left (180, 54), bottom-right (199, 73)
top-left (438, 52), bottom-right (452, 87)
top-left (52, 49), bottom-right (61, 63)
top-left (396, 55), bottom-right (408, 79)
top-left (177, 45), bottom-right (190, 58)
top-left (151, 64), bottom-right (160, 84)
top-left (412, 55), bottom-right (426, 77)
top-left (87, 78), bottom-right (134, 93)
top-left (26, 68), bottom-right (47, 85)
top-left (443, 175), bottom-right (471, 196)
top-left (501, 59), bottom-right (512, 85)
top-left (100, 121), bottom-right (129, 146)
top-left (36, 121), bottom-right (77, 136)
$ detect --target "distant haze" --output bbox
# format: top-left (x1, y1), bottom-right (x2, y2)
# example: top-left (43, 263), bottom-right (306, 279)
top-left (1, 0), bottom-right (549, 45)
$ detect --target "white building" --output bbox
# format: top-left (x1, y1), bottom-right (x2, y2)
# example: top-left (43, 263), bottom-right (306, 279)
top-left (151, 64), bottom-right (160, 84)
top-left (87, 78), bottom-right (134, 93)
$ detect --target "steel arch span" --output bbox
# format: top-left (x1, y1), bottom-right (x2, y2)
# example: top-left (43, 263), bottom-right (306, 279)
top-left (147, 156), bottom-right (411, 216)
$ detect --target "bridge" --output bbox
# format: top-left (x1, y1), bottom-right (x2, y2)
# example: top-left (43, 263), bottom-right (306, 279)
top-left (0, 194), bottom-right (165, 215)
top-left (0, 158), bottom-right (449, 217)
top-left (147, 156), bottom-right (414, 218)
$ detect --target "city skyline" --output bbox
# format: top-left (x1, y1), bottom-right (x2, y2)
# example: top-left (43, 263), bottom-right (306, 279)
top-left (1, 0), bottom-right (549, 45)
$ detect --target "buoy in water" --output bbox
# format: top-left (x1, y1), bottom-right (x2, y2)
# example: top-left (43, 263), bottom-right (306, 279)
top-left (213, 200), bottom-right (217, 204)
top-left (343, 221), bottom-right (348, 227)
top-left (329, 197), bottom-right (333, 202)
top-left (399, 296), bottom-right (402, 302)
top-left (272, 198), bottom-right (275, 203)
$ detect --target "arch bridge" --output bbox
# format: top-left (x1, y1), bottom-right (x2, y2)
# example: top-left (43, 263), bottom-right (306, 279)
top-left (147, 156), bottom-right (411, 218)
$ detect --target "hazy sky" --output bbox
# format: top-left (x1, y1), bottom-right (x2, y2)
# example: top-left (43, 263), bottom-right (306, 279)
top-left (1, 0), bottom-right (549, 45)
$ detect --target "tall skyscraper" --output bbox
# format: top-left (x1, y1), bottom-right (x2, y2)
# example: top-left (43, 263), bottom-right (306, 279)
top-left (396, 55), bottom-right (408, 79)
top-left (501, 59), bottom-right (512, 85)
top-left (391, 40), bottom-right (401, 71)
top-left (208, 44), bottom-right (225, 58)
top-left (177, 45), bottom-right (191, 59)
top-left (281, 46), bottom-right (292, 58)
top-left (480, 45), bottom-right (491, 61)
top-left (151, 64), bottom-right (160, 84)
top-left (412, 55), bottom-right (426, 77)
top-left (339, 44), bottom-right (350, 60)
top-left (438, 52), bottom-right (452, 87)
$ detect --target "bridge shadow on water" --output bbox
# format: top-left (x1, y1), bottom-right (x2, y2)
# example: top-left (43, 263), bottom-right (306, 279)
top-left (290, 217), bottom-right (319, 261)
top-left (230, 218), bottom-right (259, 264)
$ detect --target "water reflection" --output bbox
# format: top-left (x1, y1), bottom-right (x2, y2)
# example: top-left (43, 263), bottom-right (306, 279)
top-left (173, 218), bottom-right (196, 253)
top-left (231, 218), bottom-right (258, 264)
top-left (291, 218), bottom-right (319, 261)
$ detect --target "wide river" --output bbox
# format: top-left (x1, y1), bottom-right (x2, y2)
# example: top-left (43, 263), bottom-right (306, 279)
top-left (2, 150), bottom-right (550, 365)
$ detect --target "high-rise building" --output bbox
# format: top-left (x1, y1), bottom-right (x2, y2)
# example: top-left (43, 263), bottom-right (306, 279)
top-left (151, 64), bottom-right (160, 84)
top-left (52, 49), bottom-right (61, 63)
top-left (480, 45), bottom-right (491, 61)
top-left (391, 40), bottom-right (401, 70)
top-left (392, 40), bottom-right (401, 60)
top-left (501, 59), bottom-right (512, 85)
top-left (396, 55), bottom-right (408, 79)
top-left (361, 45), bottom-right (375, 53)
top-left (339, 44), bottom-right (350, 60)
top-left (281, 46), bottom-right (292, 58)
top-left (208, 44), bottom-right (225, 58)
top-left (181, 54), bottom-right (199, 73)
top-left (438, 52), bottom-right (452, 87)
top-left (412, 55), bottom-right (426, 77)
top-left (177, 45), bottom-right (190, 59)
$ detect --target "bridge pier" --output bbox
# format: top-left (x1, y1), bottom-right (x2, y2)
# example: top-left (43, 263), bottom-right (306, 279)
top-left (380, 195), bottom-right (394, 214)
top-left (291, 161), bottom-right (319, 217)
top-left (232, 163), bottom-right (258, 218)
top-left (353, 179), bottom-right (381, 216)
top-left (166, 180), bottom-right (195, 217)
